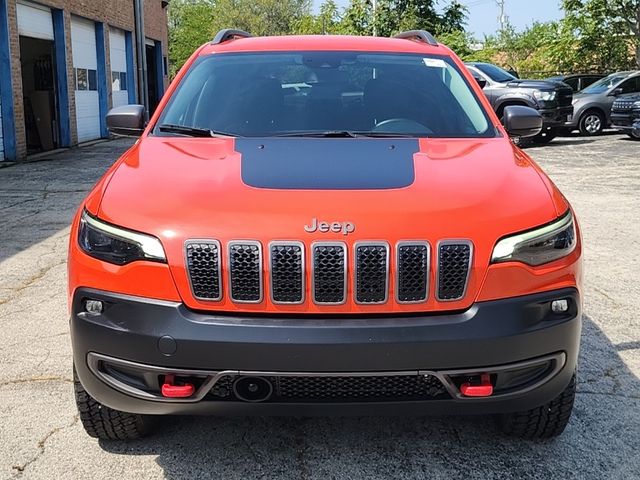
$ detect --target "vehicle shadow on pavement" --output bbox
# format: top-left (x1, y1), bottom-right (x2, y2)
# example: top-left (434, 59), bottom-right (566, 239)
top-left (98, 315), bottom-right (640, 480)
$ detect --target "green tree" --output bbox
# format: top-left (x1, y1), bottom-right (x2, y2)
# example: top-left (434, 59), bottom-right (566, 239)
top-left (341, 0), bottom-right (467, 38)
top-left (294, 0), bottom-right (347, 35)
top-left (209, 0), bottom-right (312, 37)
top-left (561, 0), bottom-right (639, 70)
top-left (168, 0), bottom-right (216, 77)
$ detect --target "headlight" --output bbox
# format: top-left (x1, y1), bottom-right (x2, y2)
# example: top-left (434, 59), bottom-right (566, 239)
top-left (534, 91), bottom-right (557, 102)
top-left (79, 210), bottom-right (166, 265)
top-left (633, 101), bottom-right (640, 108)
top-left (491, 211), bottom-right (576, 266)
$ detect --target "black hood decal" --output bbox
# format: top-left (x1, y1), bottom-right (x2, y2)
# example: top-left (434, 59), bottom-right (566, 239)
top-left (237, 138), bottom-right (418, 190)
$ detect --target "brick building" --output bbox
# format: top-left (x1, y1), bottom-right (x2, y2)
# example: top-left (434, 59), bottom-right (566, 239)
top-left (0, 0), bottom-right (168, 161)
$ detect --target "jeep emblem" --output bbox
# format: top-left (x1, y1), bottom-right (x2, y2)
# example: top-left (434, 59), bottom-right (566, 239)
top-left (304, 218), bottom-right (355, 235)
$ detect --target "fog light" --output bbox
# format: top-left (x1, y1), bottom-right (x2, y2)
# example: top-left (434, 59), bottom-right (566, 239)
top-left (551, 299), bottom-right (569, 313)
top-left (85, 299), bottom-right (103, 314)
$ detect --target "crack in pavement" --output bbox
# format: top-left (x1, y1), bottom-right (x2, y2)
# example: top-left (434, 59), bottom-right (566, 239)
top-left (577, 390), bottom-right (640, 400)
top-left (0, 376), bottom-right (73, 387)
top-left (10, 415), bottom-right (79, 477)
top-left (0, 260), bottom-right (66, 306)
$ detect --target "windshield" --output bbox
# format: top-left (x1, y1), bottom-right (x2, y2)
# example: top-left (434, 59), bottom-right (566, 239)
top-left (582, 73), bottom-right (628, 94)
top-left (472, 63), bottom-right (516, 83)
top-left (156, 51), bottom-right (493, 138)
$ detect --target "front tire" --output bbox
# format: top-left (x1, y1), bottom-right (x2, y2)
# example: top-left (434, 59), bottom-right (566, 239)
top-left (532, 127), bottom-right (558, 144)
top-left (74, 368), bottom-right (154, 440)
top-left (627, 132), bottom-right (640, 140)
top-left (496, 373), bottom-right (576, 439)
top-left (579, 110), bottom-right (605, 136)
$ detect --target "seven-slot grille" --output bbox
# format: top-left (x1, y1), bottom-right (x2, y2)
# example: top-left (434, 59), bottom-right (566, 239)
top-left (185, 240), bottom-right (472, 305)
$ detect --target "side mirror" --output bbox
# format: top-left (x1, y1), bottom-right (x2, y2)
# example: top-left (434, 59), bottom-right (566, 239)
top-left (474, 76), bottom-right (487, 89)
top-left (106, 104), bottom-right (146, 136)
top-left (609, 87), bottom-right (623, 97)
top-left (502, 105), bottom-right (543, 138)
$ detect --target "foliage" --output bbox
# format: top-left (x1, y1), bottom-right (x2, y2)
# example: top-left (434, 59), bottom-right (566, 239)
top-left (209, 0), bottom-right (313, 37)
top-left (469, 0), bottom-right (640, 76)
top-left (166, 0), bottom-right (640, 78)
top-left (561, 0), bottom-right (639, 70)
top-left (168, 0), bottom-right (216, 77)
top-left (340, 0), bottom-right (467, 37)
top-left (294, 0), bottom-right (347, 35)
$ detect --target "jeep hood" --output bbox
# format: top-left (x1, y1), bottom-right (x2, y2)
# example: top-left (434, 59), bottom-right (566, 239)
top-left (98, 136), bottom-right (562, 237)
top-left (96, 136), bottom-right (567, 311)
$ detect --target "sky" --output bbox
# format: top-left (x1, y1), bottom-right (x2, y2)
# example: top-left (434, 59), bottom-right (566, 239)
top-left (316, 0), bottom-right (564, 37)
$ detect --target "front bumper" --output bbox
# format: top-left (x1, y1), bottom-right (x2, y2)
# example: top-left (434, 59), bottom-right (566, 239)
top-left (611, 112), bottom-right (640, 132)
top-left (71, 287), bottom-right (581, 416)
top-left (539, 105), bottom-right (573, 126)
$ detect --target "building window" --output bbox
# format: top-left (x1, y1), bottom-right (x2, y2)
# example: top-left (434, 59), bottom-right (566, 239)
top-left (76, 68), bottom-right (88, 90)
top-left (112, 71), bottom-right (127, 91)
top-left (88, 69), bottom-right (97, 91)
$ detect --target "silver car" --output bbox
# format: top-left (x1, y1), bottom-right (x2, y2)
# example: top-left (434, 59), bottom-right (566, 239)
top-left (566, 71), bottom-right (640, 135)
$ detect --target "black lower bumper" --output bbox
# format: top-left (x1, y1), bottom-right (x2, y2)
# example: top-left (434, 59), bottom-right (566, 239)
top-left (611, 113), bottom-right (640, 135)
top-left (539, 106), bottom-right (574, 126)
top-left (71, 287), bottom-right (581, 416)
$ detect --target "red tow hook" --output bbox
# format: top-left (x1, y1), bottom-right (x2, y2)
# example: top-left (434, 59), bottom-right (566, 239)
top-left (460, 373), bottom-right (494, 397)
top-left (161, 374), bottom-right (195, 398)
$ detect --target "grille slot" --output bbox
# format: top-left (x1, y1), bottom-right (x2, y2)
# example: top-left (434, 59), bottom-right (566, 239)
top-left (228, 241), bottom-right (263, 303)
top-left (270, 242), bottom-right (304, 304)
top-left (396, 242), bottom-right (430, 303)
top-left (209, 374), bottom-right (448, 402)
top-left (437, 241), bottom-right (472, 301)
top-left (312, 243), bottom-right (346, 304)
top-left (184, 241), bottom-right (222, 301)
top-left (355, 242), bottom-right (389, 304)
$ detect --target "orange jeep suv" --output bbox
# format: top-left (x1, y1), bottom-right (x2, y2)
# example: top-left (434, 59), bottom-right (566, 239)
top-left (69, 30), bottom-right (582, 440)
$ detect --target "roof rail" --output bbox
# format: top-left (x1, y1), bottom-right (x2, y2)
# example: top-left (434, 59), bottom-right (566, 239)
top-left (393, 30), bottom-right (438, 46)
top-left (211, 29), bottom-right (252, 45)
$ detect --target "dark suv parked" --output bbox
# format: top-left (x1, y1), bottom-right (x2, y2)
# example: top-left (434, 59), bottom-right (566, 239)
top-left (546, 74), bottom-right (605, 92)
top-left (466, 62), bottom-right (573, 144)
top-left (611, 94), bottom-right (640, 139)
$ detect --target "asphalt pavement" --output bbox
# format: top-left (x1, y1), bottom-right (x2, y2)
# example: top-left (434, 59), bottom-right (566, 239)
top-left (0, 134), bottom-right (638, 479)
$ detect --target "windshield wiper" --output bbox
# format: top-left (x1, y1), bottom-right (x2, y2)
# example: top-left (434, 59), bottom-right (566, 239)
top-left (273, 130), bottom-right (420, 138)
top-left (273, 131), bottom-right (359, 138)
top-left (157, 124), bottom-right (235, 138)
top-left (351, 131), bottom-right (420, 138)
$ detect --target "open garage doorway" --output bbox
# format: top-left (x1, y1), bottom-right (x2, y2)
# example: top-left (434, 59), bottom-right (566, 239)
top-left (20, 36), bottom-right (60, 154)
top-left (145, 43), bottom-right (159, 115)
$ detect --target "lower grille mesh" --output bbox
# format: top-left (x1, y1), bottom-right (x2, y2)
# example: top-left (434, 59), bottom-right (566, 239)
top-left (437, 243), bottom-right (471, 301)
top-left (209, 374), bottom-right (448, 402)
